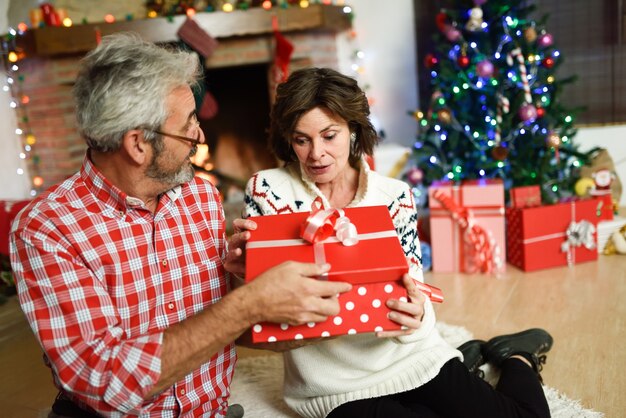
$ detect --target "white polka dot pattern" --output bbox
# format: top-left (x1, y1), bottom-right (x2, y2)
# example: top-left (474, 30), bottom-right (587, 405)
top-left (251, 280), bottom-right (408, 343)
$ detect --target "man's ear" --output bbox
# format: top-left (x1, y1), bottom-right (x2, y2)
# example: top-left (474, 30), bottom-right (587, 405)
top-left (121, 129), bottom-right (150, 165)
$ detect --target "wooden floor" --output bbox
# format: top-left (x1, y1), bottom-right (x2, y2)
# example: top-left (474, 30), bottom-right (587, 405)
top-left (1, 255), bottom-right (624, 417)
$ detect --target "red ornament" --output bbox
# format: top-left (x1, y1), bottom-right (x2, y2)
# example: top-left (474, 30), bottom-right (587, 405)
top-left (406, 167), bottom-right (424, 185)
top-left (436, 12), bottom-right (449, 31)
top-left (536, 106), bottom-right (545, 118)
top-left (491, 145), bottom-right (509, 161)
top-left (425, 53), bottom-right (439, 69)
top-left (458, 55), bottom-right (470, 68)
top-left (542, 57), bottom-right (555, 68)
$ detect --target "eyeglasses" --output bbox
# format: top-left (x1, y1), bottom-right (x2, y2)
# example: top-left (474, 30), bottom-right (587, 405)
top-left (146, 117), bottom-right (202, 145)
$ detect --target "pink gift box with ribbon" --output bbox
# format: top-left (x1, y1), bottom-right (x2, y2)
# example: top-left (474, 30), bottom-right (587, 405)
top-left (245, 205), bottom-right (442, 343)
top-left (428, 180), bottom-right (506, 273)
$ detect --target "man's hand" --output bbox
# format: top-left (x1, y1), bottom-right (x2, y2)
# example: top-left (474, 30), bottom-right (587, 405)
top-left (376, 273), bottom-right (426, 338)
top-left (242, 261), bottom-right (352, 325)
top-left (224, 218), bottom-right (257, 278)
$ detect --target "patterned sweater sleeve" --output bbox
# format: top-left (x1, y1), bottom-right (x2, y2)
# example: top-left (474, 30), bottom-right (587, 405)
top-left (389, 182), bottom-right (437, 345)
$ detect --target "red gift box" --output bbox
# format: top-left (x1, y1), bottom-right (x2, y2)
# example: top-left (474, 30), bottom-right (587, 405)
top-left (1, 200), bottom-right (30, 256)
top-left (245, 205), bottom-right (438, 343)
top-left (507, 199), bottom-right (600, 272)
top-left (589, 190), bottom-right (614, 221)
top-left (510, 185), bottom-right (541, 208)
top-left (428, 180), bottom-right (506, 273)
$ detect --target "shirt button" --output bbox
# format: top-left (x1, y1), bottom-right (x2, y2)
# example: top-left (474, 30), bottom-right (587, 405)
top-left (167, 302), bottom-right (175, 310)
top-left (179, 388), bottom-right (186, 396)
top-left (162, 259), bottom-right (168, 266)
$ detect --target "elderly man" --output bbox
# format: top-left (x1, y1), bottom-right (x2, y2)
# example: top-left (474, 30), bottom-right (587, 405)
top-left (10, 32), bottom-right (351, 418)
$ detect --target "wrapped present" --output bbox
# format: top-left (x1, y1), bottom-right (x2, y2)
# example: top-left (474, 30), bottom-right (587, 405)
top-left (507, 199), bottom-right (601, 271)
top-left (1, 200), bottom-right (30, 256)
top-left (510, 185), bottom-right (541, 208)
top-left (428, 180), bottom-right (505, 273)
top-left (245, 204), bottom-right (442, 343)
top-left (598, 217), bottom-right (626, 254)
top-left (589, 190), bottom-right (614, 221)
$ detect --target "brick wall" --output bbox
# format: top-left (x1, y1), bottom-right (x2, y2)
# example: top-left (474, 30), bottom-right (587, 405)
top-left (20, 55), bottom-right (84, 190)
top-left (19, 31), bottom-right (341, 192)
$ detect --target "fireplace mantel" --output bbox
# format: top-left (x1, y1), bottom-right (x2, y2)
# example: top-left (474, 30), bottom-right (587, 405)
top-left (21, 4), bottom-right (351, 57)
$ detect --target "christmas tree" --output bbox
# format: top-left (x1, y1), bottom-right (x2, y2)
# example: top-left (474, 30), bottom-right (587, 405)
top-left (405, 0), bottom-right (588, 206)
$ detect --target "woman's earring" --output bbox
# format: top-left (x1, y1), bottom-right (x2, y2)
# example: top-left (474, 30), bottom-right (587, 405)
top-left (350, 132), bottom-right (357, 155)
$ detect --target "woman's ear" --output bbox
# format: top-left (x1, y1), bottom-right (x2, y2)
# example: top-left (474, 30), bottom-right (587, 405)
top-left (121, 129), bottom-right (150, 165)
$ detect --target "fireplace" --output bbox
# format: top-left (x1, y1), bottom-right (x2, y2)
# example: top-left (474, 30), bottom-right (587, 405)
top-left (14, 5), bottom-right (351, 211)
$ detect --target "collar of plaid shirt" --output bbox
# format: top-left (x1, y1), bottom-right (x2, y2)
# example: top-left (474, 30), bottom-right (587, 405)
top-left (12, 155), bottom-right (236, 416)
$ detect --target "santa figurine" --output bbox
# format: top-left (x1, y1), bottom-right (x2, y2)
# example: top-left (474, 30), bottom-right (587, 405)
top-left (465, 7), bottom-right (484, 31)
top-left (591, 168), bottom-right (614, 194)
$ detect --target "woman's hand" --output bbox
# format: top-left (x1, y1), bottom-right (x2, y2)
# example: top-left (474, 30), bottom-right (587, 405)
top-left (224, 218), bottom-right (257, 278)
top-left (376, 273), bottom-right (426, 338)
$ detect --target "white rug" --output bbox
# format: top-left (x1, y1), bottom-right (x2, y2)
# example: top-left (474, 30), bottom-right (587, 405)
top-left (230, 323), bottom-right (603, 418)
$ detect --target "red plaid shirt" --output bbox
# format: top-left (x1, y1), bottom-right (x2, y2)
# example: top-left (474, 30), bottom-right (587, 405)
top-left (10, 156), bottom-right (236, 417)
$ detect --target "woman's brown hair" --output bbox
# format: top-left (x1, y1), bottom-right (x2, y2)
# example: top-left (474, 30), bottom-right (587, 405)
top-left (269, 67), bottom-right (378, 167)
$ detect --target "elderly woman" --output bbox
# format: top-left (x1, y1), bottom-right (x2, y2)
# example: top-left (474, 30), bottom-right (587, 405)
top-left (238, 67), bottom-right (553, 418)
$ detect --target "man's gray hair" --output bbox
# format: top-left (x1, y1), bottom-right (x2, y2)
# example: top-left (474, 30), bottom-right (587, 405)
top-left (73, 32), bottom-right (202, 152)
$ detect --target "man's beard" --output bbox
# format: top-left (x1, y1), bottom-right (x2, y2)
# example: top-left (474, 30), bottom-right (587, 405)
top-left (145, 142), bottom-right (197, 187)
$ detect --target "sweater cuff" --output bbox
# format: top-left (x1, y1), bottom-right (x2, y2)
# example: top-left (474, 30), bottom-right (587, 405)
top-left (393, 298), bottom-right (436, 344)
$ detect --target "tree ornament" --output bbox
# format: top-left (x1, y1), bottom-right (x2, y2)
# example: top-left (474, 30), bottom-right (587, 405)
top-left (592, 168), bottom-right (615, 191)
top-left (458, 54), bottom-right (470, 68)
top-left (538, 33), bottom-right (554, 47)
top-left (431, 90), bottom-right (444, 101)
top-left (574, 177), bottom-right (595, 197)
top-left (524, 27), bottom-right (537, 43)
top-left (507, 48), bottom-right (532, 103)
top-left (476, 59), bottom-right (494, 78)
top-left (437, 109), bottom-right (452, 124)
top-left (425, 53), bottom-right (439, 69)
top-left (465, 7), bottom-right (484, 31)
top-left (491, 145), bottom-right (509, 161)
top-left (406, 167), bottom-right (424, 185)
top-left (445, 26), bottom-right (462, 42)
top-left (536, 106), bottom-right (545, 118)
top-left (518, 103), bottom-right (537, 122)
top-left (542, 56), bottom-right (555, 68)
top-left (546, 131), bottom-right (561, 148)
top-left (435, 12), bottom-right (449, 32)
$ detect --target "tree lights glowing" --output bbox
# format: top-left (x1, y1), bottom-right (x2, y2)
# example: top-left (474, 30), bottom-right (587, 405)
top-left (404, 0), bottom-right (587, 205)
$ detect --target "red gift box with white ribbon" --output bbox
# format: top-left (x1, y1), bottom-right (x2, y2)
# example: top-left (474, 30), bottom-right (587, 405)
top-left (245, 204), bottom-right (442, 343)
top-left (428, 180), bottom-right (506, 274)
top-left (510, 185), bottom-right (542, 208)
top-left (506, 198), bottom-right (601, 272)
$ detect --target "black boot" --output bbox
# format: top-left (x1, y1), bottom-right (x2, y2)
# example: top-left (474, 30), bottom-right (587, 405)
top-left (226, 404), bottom-right (244, 418)
top-left (482, 328), bottom-right (553, 381)
top-left (457, 339), bottom-right (486, 379)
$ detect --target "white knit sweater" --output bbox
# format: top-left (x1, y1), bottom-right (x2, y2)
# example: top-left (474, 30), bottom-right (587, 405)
top-left (244, 160), bottom-right (461, 418)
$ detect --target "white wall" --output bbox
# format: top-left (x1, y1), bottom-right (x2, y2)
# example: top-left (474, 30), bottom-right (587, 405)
top-left (337, 0), bottom-right (418, 147)
top-left (0, 0), bottom-right (31, 200)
